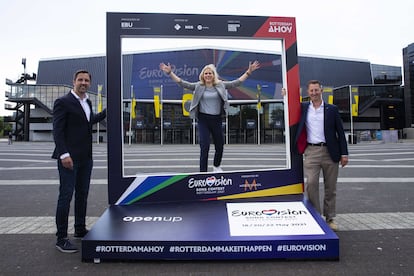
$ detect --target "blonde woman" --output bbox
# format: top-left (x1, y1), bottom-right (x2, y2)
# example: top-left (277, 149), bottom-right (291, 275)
top-left (160, 61), bottom-right (260, 172)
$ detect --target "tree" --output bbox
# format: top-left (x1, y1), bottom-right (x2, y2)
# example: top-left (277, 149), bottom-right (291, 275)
top-left (0, 117), bottom-right (12, 137)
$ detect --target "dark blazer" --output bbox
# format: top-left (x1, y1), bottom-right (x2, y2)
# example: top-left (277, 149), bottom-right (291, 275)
top-left (295, 102), bottom-right (348, 162)
top-left (52, 92), bottom-right (106, 162)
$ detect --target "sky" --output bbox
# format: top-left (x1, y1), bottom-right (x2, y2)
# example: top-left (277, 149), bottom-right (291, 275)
top-left (1, 0), bottom-right (413, 115)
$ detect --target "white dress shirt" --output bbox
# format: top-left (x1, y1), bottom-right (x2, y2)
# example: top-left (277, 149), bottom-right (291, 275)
top-left (306, 101), bottom-right (326, 144)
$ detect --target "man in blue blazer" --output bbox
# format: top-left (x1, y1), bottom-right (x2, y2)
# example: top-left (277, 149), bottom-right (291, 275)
top-left (295, 80), bottom-right (348, 231)
top-left (52, 70), bottom-right (106, 253)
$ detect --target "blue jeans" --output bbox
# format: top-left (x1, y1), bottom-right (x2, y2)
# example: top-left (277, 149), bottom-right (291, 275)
top-left (198, 113), bottom-right (224, 172)
top-left (55, 159), bottom-right (93, 240)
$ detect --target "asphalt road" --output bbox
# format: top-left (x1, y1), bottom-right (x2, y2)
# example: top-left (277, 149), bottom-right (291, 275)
top-left (0, 140), bottom-right (413, 275)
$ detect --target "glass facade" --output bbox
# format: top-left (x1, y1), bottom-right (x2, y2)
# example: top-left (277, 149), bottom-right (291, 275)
top-left (334, 85), bottom-right (403, 115)
top-left (403, 43), bottom-right (414, 125)
top-left (9, 46), bottom-right (408, 142)
top-left (371, 64), bottom-right (403, 85)
top-left (123, 100), bottom-right (285, 145)
top-left (333, 84), bottom-right (405, 131)
top-left (298, 55), bottom-right (373, 93)
top-left (8, 84), bottom-right (106, 113)
top-left (6, 84), bottom-right (107, 141)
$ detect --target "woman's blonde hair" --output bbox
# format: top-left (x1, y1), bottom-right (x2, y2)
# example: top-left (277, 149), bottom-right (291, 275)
top-left (199, 64), bottom-right (220, 85)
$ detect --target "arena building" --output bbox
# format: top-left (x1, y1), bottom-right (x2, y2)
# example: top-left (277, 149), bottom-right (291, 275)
top-left (5, 46), bottom-right (407, 143)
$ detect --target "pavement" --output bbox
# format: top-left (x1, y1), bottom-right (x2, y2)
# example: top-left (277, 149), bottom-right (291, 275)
top-left (0, 139), bottom-right (414, 275)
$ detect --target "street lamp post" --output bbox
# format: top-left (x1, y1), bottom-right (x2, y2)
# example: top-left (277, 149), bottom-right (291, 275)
top-left (22, 58), bottom-right (27, 84)
top-left (256, 84), bottom-right (268, 145)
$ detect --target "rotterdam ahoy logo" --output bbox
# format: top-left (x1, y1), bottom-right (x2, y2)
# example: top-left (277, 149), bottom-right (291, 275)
top-left (268, 21), bottom-right (292, 33)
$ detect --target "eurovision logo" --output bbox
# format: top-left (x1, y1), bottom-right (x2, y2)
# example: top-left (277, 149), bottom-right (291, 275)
top-left (188, 175), bottom-right (233, 195)
top-left (188, 175), bottom-right (233, 188)
top-left (227, 202), bottom-right (325, 236)
top-left (231, 208), bottom-right (308, 217)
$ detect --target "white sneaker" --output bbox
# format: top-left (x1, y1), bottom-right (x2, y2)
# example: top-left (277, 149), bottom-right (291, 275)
top-left (327, 220), bottom-right (338, 231)
top-left (213, 166), bottom-right (223, 172)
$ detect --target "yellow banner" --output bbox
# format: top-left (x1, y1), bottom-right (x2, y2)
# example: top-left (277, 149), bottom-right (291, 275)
top-left (154, 95), bottom-right (160, 118)
top-left (153, 87), bottom-right (161, 118)
top-left (131, 96), bottom-right (136, 119)
top-left (256, 84), bottom-right (261, 111)
top-left (352, 95), bottom-right (359, 117)
top-left (182, 93), bottom-right (193, 116)
top-left (97, 85), bottom-right (103, 112)
top-left (216, 183), bottom-right (304, 200)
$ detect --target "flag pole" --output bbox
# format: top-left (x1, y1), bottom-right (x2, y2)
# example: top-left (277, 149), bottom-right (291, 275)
top-left (257, 84), bottom-right (262, 145)
top-left (160, 85), bottom-right (164, 146)
top-left (97, 84), bottom-right (103, 144)
top-left (129, 85), bottom-right (133, 145)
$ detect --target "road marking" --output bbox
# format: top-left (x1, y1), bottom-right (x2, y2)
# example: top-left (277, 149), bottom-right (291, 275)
top-left (1, 164), bottom-right (414, 171)
top-left (0, 179), bottom-right (108, 185)
top-left (0, 178), bottom-right (413, 185)
top-left (1, 212), bottom-right (413, 234)
top-left (0, 159), bottom-right (53, 163)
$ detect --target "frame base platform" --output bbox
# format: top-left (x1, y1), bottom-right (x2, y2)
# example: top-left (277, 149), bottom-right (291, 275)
top-left (82, 195), bottom-right (339, 261)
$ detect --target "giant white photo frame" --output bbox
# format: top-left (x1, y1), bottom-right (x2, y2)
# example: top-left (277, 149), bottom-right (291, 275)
top-left (106, 12), bottom-right (303, 205)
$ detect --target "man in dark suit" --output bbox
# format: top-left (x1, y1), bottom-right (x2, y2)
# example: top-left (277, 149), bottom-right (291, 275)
top-left (52, 70), bottom-right (106, 253)
top-left (295, 80), bottom-right (348, 231)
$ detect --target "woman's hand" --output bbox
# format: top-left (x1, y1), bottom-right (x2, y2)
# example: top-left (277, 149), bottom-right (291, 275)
top-left (159, 62), bottom-right (181, 82)
top-left (159, 62), bottom-right (172, 74)
top-left (247, 60), bottom-right (260, 74)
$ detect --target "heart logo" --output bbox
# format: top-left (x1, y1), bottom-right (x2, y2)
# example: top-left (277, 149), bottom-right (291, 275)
top-left (262, 209), bottom-right (277, 216)
top-left (206, 176), bottom-right (216, 186)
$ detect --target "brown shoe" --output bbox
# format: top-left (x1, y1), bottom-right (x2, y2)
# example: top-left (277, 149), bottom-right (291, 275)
top-left (327, 220), bottom-right (338, 231)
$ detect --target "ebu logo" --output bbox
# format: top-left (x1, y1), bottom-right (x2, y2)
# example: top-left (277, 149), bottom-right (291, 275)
top-left (121, 22), bottom-right (133, 28)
